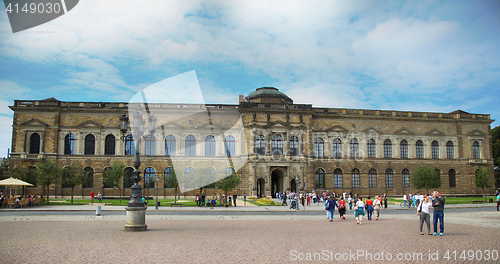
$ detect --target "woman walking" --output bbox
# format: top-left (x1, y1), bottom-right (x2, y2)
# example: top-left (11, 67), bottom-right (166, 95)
top-left (355, 197), bottom-right (365, 224)
top-left (373, 195), bottom-right (382, 220)
top-left (365, 196), bottom-right (374, 220)
top-left (325, 196), bottom-right (337, 222)
top-left (338, 197), bottom-right (346, 220)
top-left (417, 195), bottom-right (432, 235)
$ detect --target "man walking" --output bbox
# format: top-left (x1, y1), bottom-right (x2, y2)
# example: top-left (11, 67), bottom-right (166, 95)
top-left (90, 191), bottom-right (95, 205)
top-left (432, 191), bottom-right (445, 236)
top-left (233, 194), bottom-right (237, 207)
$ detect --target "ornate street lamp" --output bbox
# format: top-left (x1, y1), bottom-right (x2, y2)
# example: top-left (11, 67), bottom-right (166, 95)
top-left (121, 107), bottom-right (157, 231)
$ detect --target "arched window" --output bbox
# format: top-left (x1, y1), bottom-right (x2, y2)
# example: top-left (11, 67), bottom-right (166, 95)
top-left (104, 134), bottom-right (115, 155)
top-left (29, 133), bottom-right (41, 154)
top-left (144, 167), bottom-right (155, 188)
top-left (225, 136), bottom-right (235, 156)
top-left (185, 135), bottom-right (196, 156)
top-left (125, 135), bottom-right (135, 155)
top-left (164, 167), bottom-right (172, 188)
top-left (400, 140), bottom-right (408, 159)
top-left (165, 135), bottom-right (176, 156)
top-left (472, 141), bottom-right (480, 159)
top-left (402, 169), bottom-right (410, 188)
top-left (315, 168), bottom-right (325, 188)
top-left (103, 167), bottom-right (112, 188)
top-left (123, 167), bottom-right (134, 188)
top-left (449, 169), bottom-right (456, 188)
top-left (64, 134), bottom-right (75, 155)
top-left (206, 168), bottom-right (216, 188)
top-left (351, 169), bottom-right (360, 188)
top-left (84, 134), bottom-right (95, 155)
top-left (314, 138), bottom-right (324, 158)
top-left (83, 167), bottom-right (94, 188)
top-left (332, 138), bottom-right (342, 158)
top-left (289, 136), bottom-right (298, 156)
top-left (385, 169), bottom-right (393, 188)
top-left (367, 139), bottom-right (375, 158)
top-left (383, 139), bottom-right (392, 158)
top-left (205, 135), bottom-right (216, 156)
top-left (416, 140), bottom-right (424, 159)
top-left (255, 135), bottom-right (266, 155)
top-left (145, 135), bottom-right (156, 155)
top-left (271, 134), bottom-right (283, 155)
top-left (431, 140), bottom-right (439, 159)
top-left (446, 141), bottom-right (454, 159)
top-left (350, 138), bottom-right (359, 158)
top-left (368, 169), bottom-right (377, 188)
top-left (334, 168), bottom-right (343, 188)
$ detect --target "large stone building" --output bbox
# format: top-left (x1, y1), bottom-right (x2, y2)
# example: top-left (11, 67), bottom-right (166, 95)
top-left (8, 87), bottom-right (496, 197)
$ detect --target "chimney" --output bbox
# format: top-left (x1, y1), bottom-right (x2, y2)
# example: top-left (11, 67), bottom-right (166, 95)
top-left (239, 95), bottom-right (244, 104)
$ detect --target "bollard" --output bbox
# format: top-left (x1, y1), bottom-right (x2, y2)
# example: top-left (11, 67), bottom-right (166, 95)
top-left (96, 205), bottom-right (101, 216)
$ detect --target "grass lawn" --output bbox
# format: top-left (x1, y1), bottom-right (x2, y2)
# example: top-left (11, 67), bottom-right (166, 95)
top-left (46, 198), bottom-right (197, 206)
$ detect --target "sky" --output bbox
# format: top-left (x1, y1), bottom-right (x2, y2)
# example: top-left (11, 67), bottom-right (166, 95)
top-left (0, 0), bottom-right (499, 158)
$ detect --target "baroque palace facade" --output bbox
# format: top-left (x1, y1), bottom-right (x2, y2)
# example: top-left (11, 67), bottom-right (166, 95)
top-left (8, 87), bottom-right (496, 197)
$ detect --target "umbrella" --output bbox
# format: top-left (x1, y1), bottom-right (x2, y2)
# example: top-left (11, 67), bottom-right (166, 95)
top-left (0, 177), bottom-right (34, 197)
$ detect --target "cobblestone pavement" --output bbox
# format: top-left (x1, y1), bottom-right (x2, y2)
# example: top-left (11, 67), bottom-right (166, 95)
top-left (1, 210), bottom-right (499, 263)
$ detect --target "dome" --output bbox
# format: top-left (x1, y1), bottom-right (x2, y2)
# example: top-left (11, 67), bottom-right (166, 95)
top-left (247, 87), bottom-right (292, 104)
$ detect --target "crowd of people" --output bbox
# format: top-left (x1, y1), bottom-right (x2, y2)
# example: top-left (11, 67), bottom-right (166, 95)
top-left (0, 194), bottom-right (44, 207)
top-left (195, 193), bottom-right (243, 207)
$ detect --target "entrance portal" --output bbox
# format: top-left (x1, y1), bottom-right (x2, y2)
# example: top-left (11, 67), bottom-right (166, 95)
top-left (271, 169), bottom-right (283, 198)
top-left (290, 179), bottom-right (296, 193)
top-left (256, 178), bottom-right (265, 198)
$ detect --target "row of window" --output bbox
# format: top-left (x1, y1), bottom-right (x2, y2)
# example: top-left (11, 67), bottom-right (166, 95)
top-left (55, 133), bottom-right (236, 156)
top-left (313, 168), bottom-right (457, 189)
top-left (311, 138), bottom-right (480, 159)
top-left (28, 132), bottom-right (482, 160)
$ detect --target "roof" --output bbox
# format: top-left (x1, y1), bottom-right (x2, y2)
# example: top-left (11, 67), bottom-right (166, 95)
top-left (247, 87), bottom-right (292, 101)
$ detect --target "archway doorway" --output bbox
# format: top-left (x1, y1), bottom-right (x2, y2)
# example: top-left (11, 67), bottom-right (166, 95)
top-left (256, 178), bottom-right (265, 198)
top-left (290, 179), bottom-right (296, 193)
top-left (271, 169), bottom-right (283, 198)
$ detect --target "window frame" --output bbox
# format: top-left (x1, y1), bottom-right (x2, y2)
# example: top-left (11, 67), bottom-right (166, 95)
top-left (400, 140), bottom-right (408, 159)
top-left (64, 134), bottom-right (75, 155)
top-left (351, 169), bottom-right (360, 188)
top-left (185, 135), bottom-right (196, 156)
top-left (315, 168), bottom-right (325, 188)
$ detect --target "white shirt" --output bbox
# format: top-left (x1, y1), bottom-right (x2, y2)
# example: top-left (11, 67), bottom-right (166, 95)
top-left (403, 194), bottom-right (407, 200)
top-left (418, 201), bottom-right (431, 214)
top-left (356, 200), bottom-right (364, 208)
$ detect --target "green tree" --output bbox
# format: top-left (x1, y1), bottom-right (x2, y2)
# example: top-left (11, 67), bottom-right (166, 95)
top-left (62, 165), bottom-right (88, 204)
top-left (411, 165), bottom-right (442, 193)
top-left (103, 163), bottom-right (125, 205)
top-left (38, 159), bottom-right (61, 204)
top-left (163, 167), bottom-right (180, 203)
top-left (492, 126), bottom-right (500, 167)
top-left (474, 167), bottom-right (493, 202)
top-left (215, 172), bottom-right (241, 206)
top-left (10, 166), bottom-right (38, 196)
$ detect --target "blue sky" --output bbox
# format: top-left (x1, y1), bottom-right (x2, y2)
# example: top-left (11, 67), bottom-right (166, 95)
top-left (0, 0), bottom-right (499, 158)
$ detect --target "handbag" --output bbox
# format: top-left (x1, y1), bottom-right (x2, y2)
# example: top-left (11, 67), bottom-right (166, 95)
top-left (354, 205), bottom-right (358, 211)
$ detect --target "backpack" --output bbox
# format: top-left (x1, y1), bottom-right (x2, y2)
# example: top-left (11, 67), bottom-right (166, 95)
top-left (339, 202), bottom-right (345, 209)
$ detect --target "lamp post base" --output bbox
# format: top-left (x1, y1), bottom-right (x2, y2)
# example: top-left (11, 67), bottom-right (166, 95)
top-left (124, 206), bottom-right (147, 231)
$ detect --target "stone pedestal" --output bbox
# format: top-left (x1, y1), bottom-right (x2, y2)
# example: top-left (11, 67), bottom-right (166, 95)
top-left (124, 206), bottom-right (147, 231)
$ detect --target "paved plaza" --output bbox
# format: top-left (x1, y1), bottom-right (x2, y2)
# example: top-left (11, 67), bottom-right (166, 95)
top-left (0, 203), bottom-right (499, 263)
